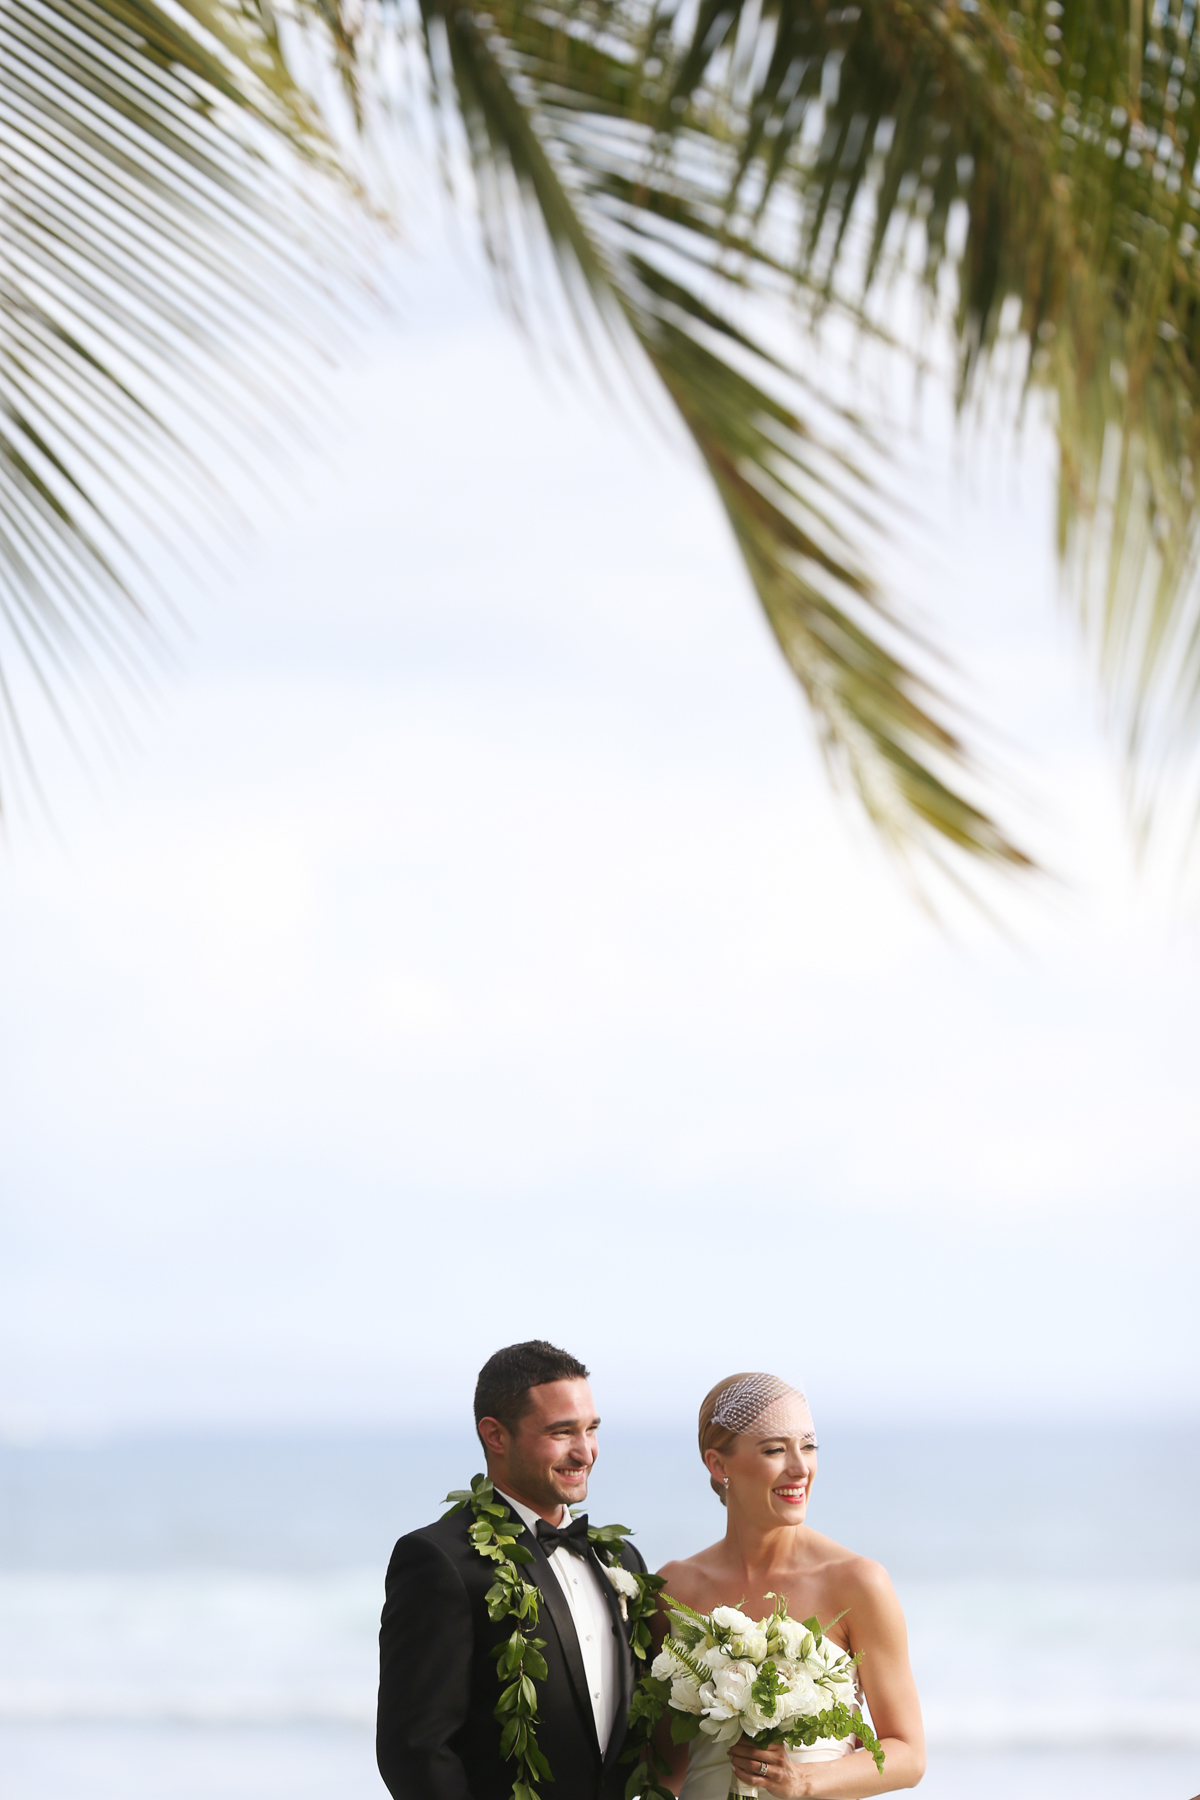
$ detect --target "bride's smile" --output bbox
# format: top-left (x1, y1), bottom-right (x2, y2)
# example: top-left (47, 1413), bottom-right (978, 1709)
top-left (773, 1482), bottom-right (808, 1508)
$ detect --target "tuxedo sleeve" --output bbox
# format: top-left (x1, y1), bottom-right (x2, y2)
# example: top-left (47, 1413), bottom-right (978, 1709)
top-left (377, 1534), bottom-right (474, 1800)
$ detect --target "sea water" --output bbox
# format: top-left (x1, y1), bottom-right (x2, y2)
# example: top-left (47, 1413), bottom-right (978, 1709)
top-left (1, 1426), bottom-right (1197, 1798)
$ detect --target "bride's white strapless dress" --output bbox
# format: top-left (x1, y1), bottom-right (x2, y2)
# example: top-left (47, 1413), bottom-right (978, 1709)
top-left (678, 1731), bottom-right (853, 1798)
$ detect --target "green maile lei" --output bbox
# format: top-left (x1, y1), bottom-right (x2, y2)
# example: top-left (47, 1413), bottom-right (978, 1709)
top-left (624, 1593), bottom-right (885, 1800)
top-left (443, 1474), bottom-right (665, 1800)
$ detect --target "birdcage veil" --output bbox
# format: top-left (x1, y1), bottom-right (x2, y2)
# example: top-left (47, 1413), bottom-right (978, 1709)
top-left (709, 1372), bottom-right (813, 1437)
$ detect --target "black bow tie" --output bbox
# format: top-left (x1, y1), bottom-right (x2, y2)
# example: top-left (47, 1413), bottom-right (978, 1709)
top-left (535, 1514), bottom-right (591, 1558)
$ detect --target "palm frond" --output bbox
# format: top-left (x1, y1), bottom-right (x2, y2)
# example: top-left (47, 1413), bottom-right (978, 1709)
top-left (416, 0), bottom-right (1200, 862)
top-left (417, 0), bottom-right (1032, 871)
top-left (15, 0), bottom-right (1197, 867)
top-left (692, 0), bottom-right (1200, 821)
top-left (0, 0), bottom-right (357, 806)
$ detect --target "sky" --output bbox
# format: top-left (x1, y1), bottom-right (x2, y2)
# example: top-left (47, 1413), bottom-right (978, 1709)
top-left (0, 208), bottom-right (1197, 1441)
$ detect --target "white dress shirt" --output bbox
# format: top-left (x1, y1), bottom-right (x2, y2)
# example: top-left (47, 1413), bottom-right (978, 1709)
top-left (494, 1488), bottom-right (620, 1751)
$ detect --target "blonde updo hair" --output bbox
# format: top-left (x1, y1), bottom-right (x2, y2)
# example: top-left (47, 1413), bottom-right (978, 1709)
top-left (698, 1372), bottom-right (758, 1505)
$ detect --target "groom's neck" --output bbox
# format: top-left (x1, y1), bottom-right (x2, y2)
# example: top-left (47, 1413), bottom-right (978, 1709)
top-left (488, 1471), bottom-right (567, 1525)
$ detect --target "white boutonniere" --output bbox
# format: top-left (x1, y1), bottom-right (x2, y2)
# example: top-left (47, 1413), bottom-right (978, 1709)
top-left (602, 1558), bottom-right (641, 1620)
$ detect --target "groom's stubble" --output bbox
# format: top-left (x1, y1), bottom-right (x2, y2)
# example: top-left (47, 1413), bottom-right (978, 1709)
top-left (477, 1377), bottom-right (601, 1522)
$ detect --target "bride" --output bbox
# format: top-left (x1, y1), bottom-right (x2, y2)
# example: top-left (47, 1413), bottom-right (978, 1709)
top-left (653, 1372), bottom-right (925, 1798)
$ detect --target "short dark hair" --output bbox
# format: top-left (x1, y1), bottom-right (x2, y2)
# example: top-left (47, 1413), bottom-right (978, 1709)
top-left (474, 1340), bottom-right (590, 1440)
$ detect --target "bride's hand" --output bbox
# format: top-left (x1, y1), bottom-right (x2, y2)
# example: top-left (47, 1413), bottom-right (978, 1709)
top-left (727, 1740), bottom-right (808, 1797)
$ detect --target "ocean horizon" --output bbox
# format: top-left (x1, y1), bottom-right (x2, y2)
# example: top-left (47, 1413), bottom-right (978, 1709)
top-left (2, 1423), bottom-right (1197, 1798)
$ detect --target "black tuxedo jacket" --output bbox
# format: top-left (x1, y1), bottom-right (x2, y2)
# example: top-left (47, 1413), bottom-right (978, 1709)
top-left (377, 1503), bottom-right (647, 1800)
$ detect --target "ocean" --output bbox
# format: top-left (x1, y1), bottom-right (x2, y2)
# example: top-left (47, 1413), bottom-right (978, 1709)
top-left (1, 1424), bottom-right (1197, 1798)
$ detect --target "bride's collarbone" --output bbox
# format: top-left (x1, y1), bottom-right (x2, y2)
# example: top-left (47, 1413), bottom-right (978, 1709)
top-left (683, 1578), bottom-right (842, 1614)
top-left (675, 1567), bottom-right (862, 1647)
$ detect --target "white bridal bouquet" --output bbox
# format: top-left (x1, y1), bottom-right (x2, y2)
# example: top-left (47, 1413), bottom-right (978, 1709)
top-left (645, 1594), bottom-right (883, 1796)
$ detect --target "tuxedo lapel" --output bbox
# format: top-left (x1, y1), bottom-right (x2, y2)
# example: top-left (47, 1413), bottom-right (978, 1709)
top-left (522, 1538), bottom-right (602, 1759)
top-left (588, 1547), bottom-right (635, 1768)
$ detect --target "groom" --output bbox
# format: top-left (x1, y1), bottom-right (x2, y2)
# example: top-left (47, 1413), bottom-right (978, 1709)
top-left (376, 1340), bottom-right (647, 1800)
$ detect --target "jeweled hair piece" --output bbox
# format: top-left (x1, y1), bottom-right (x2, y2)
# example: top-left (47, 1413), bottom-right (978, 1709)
top-left (709, 1372), bottom-right (813, 1438)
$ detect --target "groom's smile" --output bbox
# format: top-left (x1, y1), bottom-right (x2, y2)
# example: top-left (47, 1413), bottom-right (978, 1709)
top-left (477, 1376), bottom-right (601, 1521)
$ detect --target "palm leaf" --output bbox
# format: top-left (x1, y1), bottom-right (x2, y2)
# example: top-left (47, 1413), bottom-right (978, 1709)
top-left (415, 0), bottom-right (1200, 863)
top-left (11, 0), bottom-right (1198, 870)
top-left (416, 0), bottom-right (1032, 871)
top-left (694, 0), bottom-right (1200, 821)
top-left (0, 0), bottom-right (354, 804)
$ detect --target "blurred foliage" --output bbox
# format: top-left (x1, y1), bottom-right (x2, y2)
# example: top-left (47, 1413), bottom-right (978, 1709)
top-left (0, 0), bottom-right (352, 794)
top-left (5, 0), bottom-right (1200, 871)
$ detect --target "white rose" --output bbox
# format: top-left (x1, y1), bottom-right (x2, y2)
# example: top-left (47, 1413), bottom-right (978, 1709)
top-left (811, 1641), bottom-right (855, 1705)
top-left (739, 1698), bottom-right (773, 1736)
top-left (651, 1648), bottom-right (682, 1681)
top-left (604, 1563), bottom-right (640, 1599)
top-left (710, 1606), bottom-right (756, 1636)
top-left (670, 1677), bottom-right (705, 1714)
top-left (730, 1628), bottom-right (768, 1662)
top-left (775, 1667), bottom-right (821, 1721)
top-left (602, 1561), bottom-right (638, 1620)
top-left (821, 1670), bottom-right (856, 1710)
top-left (700, 1645), bottom-right (727, 1674)
top-left (770, 1619), bottom-right (811, 1660)
top-left (698, 1710), bottom-right (743, 1743)
top-left (710, 1661), bottom-right (756, 1715)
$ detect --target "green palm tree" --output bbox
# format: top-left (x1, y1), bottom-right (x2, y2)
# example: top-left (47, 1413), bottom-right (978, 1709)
top-left (4, 0), bottom-right (1198, 873)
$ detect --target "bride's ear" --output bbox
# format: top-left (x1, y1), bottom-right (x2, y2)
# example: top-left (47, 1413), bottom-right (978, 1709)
top-left (703, 1447), bottom-right (728, 1487)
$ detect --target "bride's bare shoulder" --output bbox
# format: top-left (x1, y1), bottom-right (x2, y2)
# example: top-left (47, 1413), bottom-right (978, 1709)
top-left (654, 1546), bottom-right (728, 1606)
top-left (809, 1529), bottom-right (902, 1612)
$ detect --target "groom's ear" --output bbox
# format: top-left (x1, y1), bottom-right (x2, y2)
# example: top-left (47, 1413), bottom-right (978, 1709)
top-left (477, 1415), bottom-right (509, 1459)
